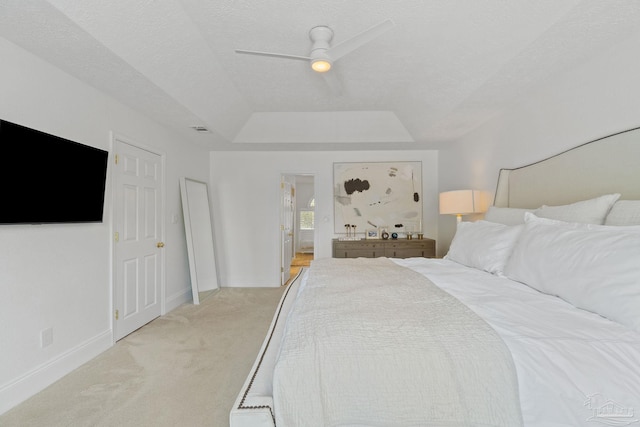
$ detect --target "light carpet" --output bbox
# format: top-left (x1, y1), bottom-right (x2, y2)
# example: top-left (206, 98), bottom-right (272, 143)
top-left (0, 287), bottom-right (286, 427)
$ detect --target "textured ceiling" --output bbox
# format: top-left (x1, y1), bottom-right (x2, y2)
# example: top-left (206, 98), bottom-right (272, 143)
top-left (1, 0), bottom-right (640, 150)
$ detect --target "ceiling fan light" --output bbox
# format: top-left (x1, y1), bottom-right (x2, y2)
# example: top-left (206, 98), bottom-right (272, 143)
top-left (311, 59), bottom-right (331, 73)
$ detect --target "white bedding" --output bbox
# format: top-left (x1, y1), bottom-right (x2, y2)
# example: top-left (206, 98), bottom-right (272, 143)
top-left (273, 258), bottom-right (523, 427)
top-left (394, 257), bottom-right (640, 427)
top-left (232, 256), bottom-right (640, 427)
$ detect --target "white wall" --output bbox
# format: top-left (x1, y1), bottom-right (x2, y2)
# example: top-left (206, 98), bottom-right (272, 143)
top-left (211, 150), bottom-right (438, 287)
top-left (437, 29), bottom-right (640, 256)
top-left (0, 38), bottom-right (209, 414)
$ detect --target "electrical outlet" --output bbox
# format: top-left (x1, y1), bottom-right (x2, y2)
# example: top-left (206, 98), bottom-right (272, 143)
top-left (41, 328), bottom-right (53, 348)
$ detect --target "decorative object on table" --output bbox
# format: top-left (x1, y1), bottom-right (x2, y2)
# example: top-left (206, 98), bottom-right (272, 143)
top-left (333, 161), bottom-right (422, 233)
top-left (417, 233), bottom-right (424, 239)
top-left (391, 232), bottom-right (398, 239)
top-left (381, 231), bottom-right (390, 240)
top-left (439, 190), bottom-right (488, 223)
top-left (341, 223), bottom-right (360, 241)
top-left (365, 228), bottom-right (379, 239)
top-left (404, 222), bottom-right (416, 240)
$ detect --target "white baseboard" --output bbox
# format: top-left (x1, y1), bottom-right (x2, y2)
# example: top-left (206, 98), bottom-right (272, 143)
top-left (0, 329), bottom-right (113, 416)
top-left (165, 288), bottom-right (192, 313)
top-left (0, 289), bottom-right (194, 416)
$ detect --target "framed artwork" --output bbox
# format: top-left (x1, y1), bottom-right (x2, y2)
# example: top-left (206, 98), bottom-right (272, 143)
top-left (334, 161), bottom-right (422, 234)
top-left (365, 228), bottom-right (379, 239)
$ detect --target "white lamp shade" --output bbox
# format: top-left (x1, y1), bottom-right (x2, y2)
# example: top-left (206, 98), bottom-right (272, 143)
top-left (439, 190), bottom-right (485, 215)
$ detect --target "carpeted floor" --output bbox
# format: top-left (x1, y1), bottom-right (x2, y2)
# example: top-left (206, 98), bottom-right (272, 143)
top-left (0, 287), bottom-right (286, 427)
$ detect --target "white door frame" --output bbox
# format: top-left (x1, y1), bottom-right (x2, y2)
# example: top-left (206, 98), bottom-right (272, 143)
top-left (279, 172), bottom-right (316, 283)
top-left (110, 132), bottom-right (166, 342)
top-left (280, 175), bottom-right (294, 285)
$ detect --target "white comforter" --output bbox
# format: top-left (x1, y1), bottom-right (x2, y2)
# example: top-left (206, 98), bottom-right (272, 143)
top-left (394, 258), bottom-right (640, 427)
top-left (273, 258), bottom-right (523, 427)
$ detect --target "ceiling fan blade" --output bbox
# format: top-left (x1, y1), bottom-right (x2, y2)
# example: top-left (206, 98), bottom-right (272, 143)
top-left (322, 71), bottom-right (343, 96)
top-left (235, 49), bottom-right (311, 62)
top-left (327, 19), bottom-right (394, 61)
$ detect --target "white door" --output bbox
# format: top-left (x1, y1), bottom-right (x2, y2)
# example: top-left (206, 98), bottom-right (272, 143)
top-left (113, 139), bottom-right (163, 340)
top-left (280, 177), bottom-right (295, 285)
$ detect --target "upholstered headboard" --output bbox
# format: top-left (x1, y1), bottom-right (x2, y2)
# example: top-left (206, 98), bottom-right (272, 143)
top-left (494, 127), bottom-right (640, 208)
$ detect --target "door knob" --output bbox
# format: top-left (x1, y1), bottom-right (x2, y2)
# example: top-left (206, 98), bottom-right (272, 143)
top-left (157, 242), bottom-right (165, 248)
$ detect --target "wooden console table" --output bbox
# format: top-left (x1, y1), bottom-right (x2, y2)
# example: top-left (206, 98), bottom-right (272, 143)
top-left (332, 238), bottom-right (436, 259)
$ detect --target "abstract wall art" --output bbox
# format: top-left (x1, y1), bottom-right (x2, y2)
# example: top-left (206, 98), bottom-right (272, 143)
top-left (333, 161), bottom-right (422, 236)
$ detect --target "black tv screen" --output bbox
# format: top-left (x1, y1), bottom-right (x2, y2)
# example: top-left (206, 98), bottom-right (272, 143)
top-left (0, 119), bottom-right (108, 224)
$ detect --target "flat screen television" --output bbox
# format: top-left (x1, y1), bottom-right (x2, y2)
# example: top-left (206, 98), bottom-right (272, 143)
top-left (0, 119), bottom-right (109, 224)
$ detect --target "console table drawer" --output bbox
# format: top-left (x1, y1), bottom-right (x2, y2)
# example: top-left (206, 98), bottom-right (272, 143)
top-left (333, 248), bottom-right (384, 258)
top-left (332, 238), bottom-right (435, 259)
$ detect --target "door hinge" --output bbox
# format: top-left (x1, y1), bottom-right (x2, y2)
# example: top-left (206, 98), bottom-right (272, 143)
top-left (281, 267), bottom-right (284, 272)
top-left (115, 154), bottom-right (119, 165)
top-left (114, 309), bottom-right (119, 320)
top-left (280, 224), bottom-right (284, 231)
top-left (114, 232), bottom-right (119, 242)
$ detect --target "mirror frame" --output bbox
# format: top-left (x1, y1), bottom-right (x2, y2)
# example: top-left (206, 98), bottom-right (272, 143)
top-left (179, 177), bottom-right (220, 304)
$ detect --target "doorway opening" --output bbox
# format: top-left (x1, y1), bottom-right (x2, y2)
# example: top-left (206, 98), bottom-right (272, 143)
top-left (281, 174), bottom-right (315, 285)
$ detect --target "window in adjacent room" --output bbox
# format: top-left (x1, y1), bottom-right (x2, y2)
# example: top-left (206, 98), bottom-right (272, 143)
top-left (299, 198), bottom-right (315, 230)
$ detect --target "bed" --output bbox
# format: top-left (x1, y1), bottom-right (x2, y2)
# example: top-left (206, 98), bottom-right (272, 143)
top-left (230, 127), bottom-right (640, 427)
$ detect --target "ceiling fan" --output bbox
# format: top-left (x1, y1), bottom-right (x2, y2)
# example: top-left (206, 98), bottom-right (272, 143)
top-left (235, 19), bottom-right (395, 92)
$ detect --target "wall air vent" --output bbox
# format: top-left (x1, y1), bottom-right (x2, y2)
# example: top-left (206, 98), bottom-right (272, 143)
top-left (190, 126), bottom-right (211, 133)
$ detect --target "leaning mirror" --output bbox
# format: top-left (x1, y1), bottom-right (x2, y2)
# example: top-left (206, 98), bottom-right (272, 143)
top-left (179, 177), bottom-right (220, 304)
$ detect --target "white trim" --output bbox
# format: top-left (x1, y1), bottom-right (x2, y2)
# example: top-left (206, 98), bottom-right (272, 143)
top-left (0, 330), bottom-right (112, 415)
top-left (165, 288), bottom-right (193, 313)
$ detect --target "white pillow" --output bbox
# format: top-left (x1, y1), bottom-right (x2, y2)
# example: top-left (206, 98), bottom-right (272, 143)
top-left (533, 193), bottom-right (620, 224)
top-left (445, 220), bottom-right (523, 276)
top-left (604, 200), bottom-right (640, 226)
top-left (484, 206), bottom-right (534, 225)
top-left (504, 212), bottom-right (640, 332)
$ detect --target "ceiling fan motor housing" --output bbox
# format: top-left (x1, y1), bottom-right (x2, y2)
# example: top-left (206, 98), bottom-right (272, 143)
top-left (309, 26), bottom-right (334, 72)
top-left (308, 26), bottom-right (333, 47)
